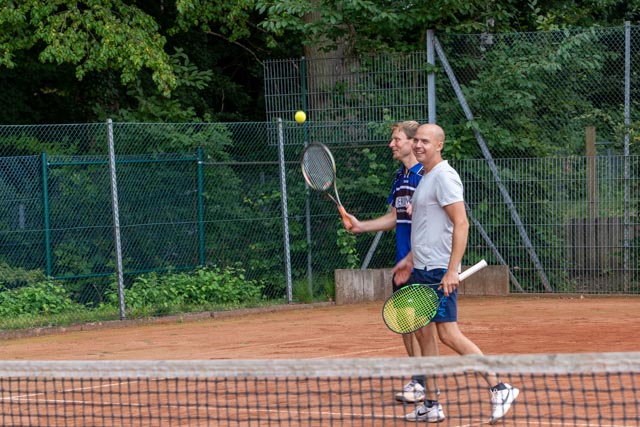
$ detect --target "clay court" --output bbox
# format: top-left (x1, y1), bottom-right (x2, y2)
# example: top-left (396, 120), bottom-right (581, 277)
top-left (1, 295), bottom-right (638, 359)
top-left (1, 296), bottom-right (639, 427)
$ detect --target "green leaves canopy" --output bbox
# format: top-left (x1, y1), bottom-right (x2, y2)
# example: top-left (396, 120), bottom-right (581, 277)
top-left (1, 1), bottom-right (176, 96)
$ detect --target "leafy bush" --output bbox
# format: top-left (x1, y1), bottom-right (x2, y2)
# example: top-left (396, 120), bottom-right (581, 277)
top-left (104, 266), bottom-right (265, 316)
top-left (0, 263), bottom-right (46, 289)
top-left (0, 281), bottom-right (78, 316)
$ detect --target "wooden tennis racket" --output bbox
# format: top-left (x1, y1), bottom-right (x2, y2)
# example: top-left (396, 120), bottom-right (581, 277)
top-left (382, 260), bottom-right (488, 334)
top-left (301, 142), bottom-right (352, 228)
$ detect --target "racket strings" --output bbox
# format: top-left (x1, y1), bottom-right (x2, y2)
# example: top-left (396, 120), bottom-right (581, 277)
top-left (302, 146), bottom-right (335, 191)
top-left (382, 286), bottom-right (439, 334)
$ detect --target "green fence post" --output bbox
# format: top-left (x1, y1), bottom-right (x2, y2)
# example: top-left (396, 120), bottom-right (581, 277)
top-left (197, 147), bottom-right (205, 267)
top-left (41, 152), bottom-right (52, 277)
top-left (301, 56), bottom-right (313, 294)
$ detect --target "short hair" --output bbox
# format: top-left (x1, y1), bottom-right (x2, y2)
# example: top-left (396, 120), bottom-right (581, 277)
top-left (392, 121), bottom-right (420, 139)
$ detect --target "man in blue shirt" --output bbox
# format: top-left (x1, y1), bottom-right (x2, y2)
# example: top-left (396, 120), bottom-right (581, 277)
top-left (342, 121), bottom-right (434, 404)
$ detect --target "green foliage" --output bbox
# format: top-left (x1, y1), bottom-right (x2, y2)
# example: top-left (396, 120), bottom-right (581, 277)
top-left (0, 263), bottom-right (46, 289)
top-left (438, 29), bottom-right (620, 158)
top-left (95, 48), bottom-right (214, 122)
top-left (0, 135), bottom-right (81, 156)
top-left (104, 266), bottom-right (264, 316)
top-left (337, 223), bottom-right (359, 269)
top-left (174, 0), bottom-right (255, 41)
top-left (253, 0), bottom-right (517, 53)
top-left (0, 281), bottom-right (78, 316)
top-left (0, 1), bottom-right (176, 96)
top-left (292, 278), bottom-right (313, 303)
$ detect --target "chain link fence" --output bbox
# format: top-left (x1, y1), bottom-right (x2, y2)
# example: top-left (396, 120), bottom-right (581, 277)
top-left (263, 24), bottom-right (640, 294)
top-left (0, 26), bottom-right (639, 326)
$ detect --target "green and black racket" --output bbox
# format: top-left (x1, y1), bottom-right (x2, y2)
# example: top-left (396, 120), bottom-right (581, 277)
top-left (382, 260), bottom-right (488, 334)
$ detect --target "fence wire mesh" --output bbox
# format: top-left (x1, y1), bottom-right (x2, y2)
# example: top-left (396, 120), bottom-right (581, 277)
top-left (0, 25), bottom-right (639, 326)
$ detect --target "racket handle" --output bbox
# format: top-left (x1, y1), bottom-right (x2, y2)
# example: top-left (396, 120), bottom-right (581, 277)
top-left (459, 259), bottom-right (488, 281)
top-left (337, 205), bottom-right (352, 229)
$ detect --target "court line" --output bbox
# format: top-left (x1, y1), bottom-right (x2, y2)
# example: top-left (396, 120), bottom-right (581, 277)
top-left (311, 345), bottom-right (405, 359)
top-left (1, 380), bottom-right (136, 401)
top-left (206, 337), bottom-right (326, 354)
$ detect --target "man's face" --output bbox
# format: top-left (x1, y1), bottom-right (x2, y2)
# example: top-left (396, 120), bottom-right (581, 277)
top-left (412, 125), bottom-right (442, 164)
top-left (388, 128), bottom-right (413, 161)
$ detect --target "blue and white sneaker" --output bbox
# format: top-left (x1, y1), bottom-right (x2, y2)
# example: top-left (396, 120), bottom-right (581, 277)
top-left (489, 383), bottom-right (519, 424)
top-left (405, 402), bottom-right (446, 422)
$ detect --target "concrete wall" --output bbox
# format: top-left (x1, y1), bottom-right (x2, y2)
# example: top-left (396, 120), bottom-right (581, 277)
top-left (334, 265), bottom-right (510, 305)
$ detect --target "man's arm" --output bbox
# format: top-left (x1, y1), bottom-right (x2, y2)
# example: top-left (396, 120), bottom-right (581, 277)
top-left (342, 208), bottom-right (396, 233)
top-left (440, 201), bottom-right (469, 296)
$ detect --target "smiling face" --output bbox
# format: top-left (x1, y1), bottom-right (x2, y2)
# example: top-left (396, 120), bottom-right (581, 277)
top-left (412, 124), bottom-right (445, 171)
top-left (389, 128), bottom-right (414, 162)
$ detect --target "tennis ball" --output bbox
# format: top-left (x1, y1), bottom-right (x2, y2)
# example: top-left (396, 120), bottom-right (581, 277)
top-left (295, 110), bottom-right (306, 124)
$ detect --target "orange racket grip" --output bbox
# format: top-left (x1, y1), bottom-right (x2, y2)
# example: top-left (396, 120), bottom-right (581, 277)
top-left (337, 205), bottom-right (352, 229)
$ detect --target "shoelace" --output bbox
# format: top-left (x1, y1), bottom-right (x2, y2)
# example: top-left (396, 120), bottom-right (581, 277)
top-left (403, 380), bottom-right (418, 391)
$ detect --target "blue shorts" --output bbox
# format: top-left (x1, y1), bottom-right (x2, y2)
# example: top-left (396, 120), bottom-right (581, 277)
top-left (410, 268), bottom-right (458, 323)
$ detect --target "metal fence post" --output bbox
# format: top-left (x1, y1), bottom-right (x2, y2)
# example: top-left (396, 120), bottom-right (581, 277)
top-left (277, 118), bottom-right (293, 303)
top-left (301, 56), bottom-right (313, 294)
top-left (107, 119), bottom-right (126, 319)
top-left (427, 29), bottom-right (436, 124)
top-left (624, 21), bottom-right (631, 291)
top-left (41, 152), bottom-right (52, 277)
top-left (197, 147), bottom-right (205, 267)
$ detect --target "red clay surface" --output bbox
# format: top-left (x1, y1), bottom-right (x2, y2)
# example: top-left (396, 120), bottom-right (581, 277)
top-left (1, 296), bottom-right (639, 427)
top-left (1, 296), bottom-right (638, 360)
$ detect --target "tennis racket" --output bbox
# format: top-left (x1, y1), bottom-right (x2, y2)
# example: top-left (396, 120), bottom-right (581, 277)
top-left (301, 142), bottom-right (352, 228)
top-left (382, 260), bottom-right (488, 334)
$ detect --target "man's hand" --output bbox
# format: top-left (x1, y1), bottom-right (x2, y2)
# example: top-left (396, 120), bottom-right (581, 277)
top-left (438, 270), bottom-right (459, 297)
top-left (392, 255), bottom-right (413, 285)
top-left (341, 212), bottom-right (360, 232)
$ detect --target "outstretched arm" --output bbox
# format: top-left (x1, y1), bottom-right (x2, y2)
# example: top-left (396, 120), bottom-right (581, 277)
top-left (342, 208), bottom-right (396, 233)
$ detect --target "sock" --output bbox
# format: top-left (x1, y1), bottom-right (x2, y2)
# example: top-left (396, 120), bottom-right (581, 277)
top-left (491, 382), bottom-right (507, 391)
top-left (425, 399), bottom-right (438, 407)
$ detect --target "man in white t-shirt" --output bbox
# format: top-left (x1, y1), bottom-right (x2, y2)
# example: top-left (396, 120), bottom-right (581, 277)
top-left (392, 123), bottom-right (519, 425)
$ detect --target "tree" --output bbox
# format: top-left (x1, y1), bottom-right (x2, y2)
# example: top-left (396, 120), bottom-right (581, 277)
top-left (0, 1), bottom-right (279, 124)
top-left (2, 0), bottom-right (639, 125)
top-left (0, 1), bottom-right (176, 95)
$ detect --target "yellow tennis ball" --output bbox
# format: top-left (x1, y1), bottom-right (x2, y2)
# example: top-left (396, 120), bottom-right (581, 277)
top-left (295, 110), bottom-right (306, 124)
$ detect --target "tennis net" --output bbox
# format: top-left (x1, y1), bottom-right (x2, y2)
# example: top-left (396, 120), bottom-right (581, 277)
top-left (0, 352), bottom-right (638, 426)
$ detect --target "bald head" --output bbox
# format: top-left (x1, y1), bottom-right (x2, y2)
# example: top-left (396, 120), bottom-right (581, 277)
top-left (418, 123), bottom-right (445, 144)
top-left (413, 123), bottom-right (446, 171)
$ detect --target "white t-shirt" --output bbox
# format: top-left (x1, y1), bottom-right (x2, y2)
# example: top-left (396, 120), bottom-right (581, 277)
top-left (411, 160), bottom-right (464, 271)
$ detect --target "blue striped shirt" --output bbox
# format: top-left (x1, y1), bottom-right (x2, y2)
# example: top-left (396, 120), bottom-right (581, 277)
top-left (386, 163), bottom-right (424, 264)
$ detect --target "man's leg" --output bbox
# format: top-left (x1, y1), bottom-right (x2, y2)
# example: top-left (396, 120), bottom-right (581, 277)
top-left (395, 333), bottom-right (426, 403)
top-left (394, 275), bottom-right (428, 404)
top-left (402, 332), bottom-right (421, 357)
top-left (404, 324), bottom-right (445, 422)
top-left (436, 322), bottom-right (519, 424)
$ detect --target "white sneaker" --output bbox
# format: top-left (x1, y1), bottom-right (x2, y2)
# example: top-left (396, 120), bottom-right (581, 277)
top-left (405, 403), bottom-right (445, 422)
top-left (489, 383), bottom-right (519, 424)
top-left (395, 379), bottom-right (425, 403)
